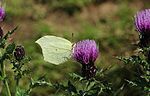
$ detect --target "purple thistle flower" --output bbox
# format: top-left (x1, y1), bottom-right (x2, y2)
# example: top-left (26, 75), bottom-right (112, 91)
top-left (72, 40), bottom-right (99, 79)
top-left (135, 9), bottom-right (150, 34)
top-left (72, 40), bottom-right (99, 65)
top-left (0, 7), bottom-right (5, 22)
top-left (135, 9), bottom-right (150, 47)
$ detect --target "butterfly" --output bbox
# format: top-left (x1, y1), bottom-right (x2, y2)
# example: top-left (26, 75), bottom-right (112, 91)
top-left (36, 36), bottom-right (73, 65)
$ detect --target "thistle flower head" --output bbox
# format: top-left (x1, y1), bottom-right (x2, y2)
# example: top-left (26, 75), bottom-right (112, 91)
top-left (14, 46), bottom-right (25, 61)
top-left (72, 40), bottom-right (99, 65)
top-left (0, 7), bottom-right (5, 22)
top-left (135, 9), bottom-right (150, 34)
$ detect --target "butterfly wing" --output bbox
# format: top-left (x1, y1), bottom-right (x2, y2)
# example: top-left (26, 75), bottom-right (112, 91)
top-left (36, 36), bottom-right (72, 65)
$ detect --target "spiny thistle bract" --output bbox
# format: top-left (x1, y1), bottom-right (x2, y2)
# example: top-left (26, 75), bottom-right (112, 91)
top-left (72, 40), bottom-right (99, 79)
top-left (81, 63), bottom-right (97, 79)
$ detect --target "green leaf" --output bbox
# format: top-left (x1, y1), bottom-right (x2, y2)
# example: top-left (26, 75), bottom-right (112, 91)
top-left (69, 73), bottom-right (84, 81)
top-left (116, 55), bottom-right (147, 65)
top-left (67, 81), bottom-right (77, 94)
top-left (30, 78), bottom-right (52, 88)
top-left (0, 76), bottom-right (5, 80)
top-left (36, 36), bottom-right (72, 65)
top-left (6, 43), bottom-right (15, 54)
top-left (16, 87), bottom-right (29, 96)
top-left (4, 27), bottom-right (18, 40)
top-left (86, 81), bottom-right (96, 91)
top-left (125, 79), bottom-right (137, 87)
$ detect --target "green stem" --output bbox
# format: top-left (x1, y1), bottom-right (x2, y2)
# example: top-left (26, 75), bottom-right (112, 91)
top-left (1, 62), bottom-right (11, 96)
top-left (15, 61), bottom-right (22, 95)
top-left (15, 78), bottom-right (19, 96)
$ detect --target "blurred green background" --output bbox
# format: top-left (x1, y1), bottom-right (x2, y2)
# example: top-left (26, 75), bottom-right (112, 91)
top-left (1, 0), bottom-right (149, 95)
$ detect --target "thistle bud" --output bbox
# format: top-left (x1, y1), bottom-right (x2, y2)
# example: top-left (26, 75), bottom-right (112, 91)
top-left (14, 46), bottom-right (25, 61)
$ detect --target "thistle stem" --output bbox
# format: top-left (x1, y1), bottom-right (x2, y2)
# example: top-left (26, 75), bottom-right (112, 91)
top-left (15, 77), bottom-right (19, 96)
top-left (1, 62), bottom-right (11, 96)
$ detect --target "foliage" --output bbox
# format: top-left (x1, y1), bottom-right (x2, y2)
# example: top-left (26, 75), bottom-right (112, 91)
top-left (0, 27), bottom-right (52, 96)
top-left (53, 71), bottom-right (112, 96)
top-left (117, 45), bottom-right (150, 95)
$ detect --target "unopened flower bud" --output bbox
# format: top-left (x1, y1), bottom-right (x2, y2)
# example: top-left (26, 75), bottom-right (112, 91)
top-left (14, 46), bottom-right (25, 61)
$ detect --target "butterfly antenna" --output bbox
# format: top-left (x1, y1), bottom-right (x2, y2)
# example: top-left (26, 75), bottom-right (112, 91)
top-left (71, 33), bottom-right (74, 43)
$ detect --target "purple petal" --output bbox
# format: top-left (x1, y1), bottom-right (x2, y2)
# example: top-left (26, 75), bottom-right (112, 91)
top-left (0, 8), bottom-right (5, 22)
top-left (72, 40), bottom-right (99, 65)
top-left (135, 9), bottom-right (150, 34)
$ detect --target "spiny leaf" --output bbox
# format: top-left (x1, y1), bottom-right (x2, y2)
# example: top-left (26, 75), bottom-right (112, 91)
top-left (69, 73), bottom-right (84, 81)
top-left (67, 81), bottom-right (77, 94)
top-left (4, 26), bottom-right (18, 40)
